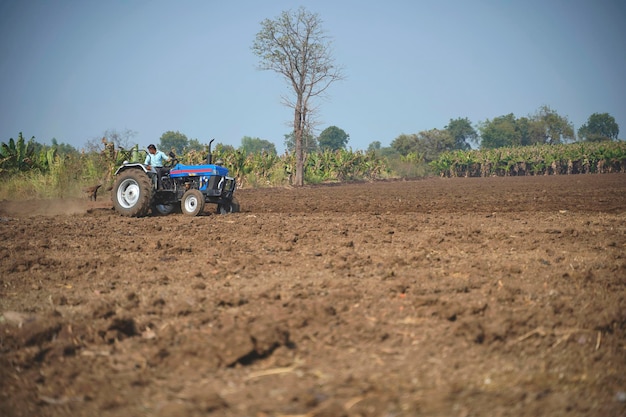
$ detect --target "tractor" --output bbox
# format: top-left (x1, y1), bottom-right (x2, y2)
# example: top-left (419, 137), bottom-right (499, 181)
top-left (111, 140), bottom-right (239, 217)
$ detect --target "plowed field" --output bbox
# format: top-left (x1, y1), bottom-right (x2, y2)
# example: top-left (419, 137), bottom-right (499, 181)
top-left (1, 174), bottom-right (625, 417)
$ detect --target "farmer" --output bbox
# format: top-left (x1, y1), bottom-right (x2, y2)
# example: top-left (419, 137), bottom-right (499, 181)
top-left (144, 144), bottom-right (170, 189)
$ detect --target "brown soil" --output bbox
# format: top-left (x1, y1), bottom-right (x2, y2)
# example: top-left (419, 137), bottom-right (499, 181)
top-left (1, 175), bottom-right (625, 417)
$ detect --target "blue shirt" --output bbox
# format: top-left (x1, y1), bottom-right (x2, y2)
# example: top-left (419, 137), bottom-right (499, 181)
top-left (144, 150), bottom-right (169, 167)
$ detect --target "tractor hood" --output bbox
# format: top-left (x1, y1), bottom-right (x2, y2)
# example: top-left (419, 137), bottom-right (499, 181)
top-left (169, 163), bottom-right (229, 178)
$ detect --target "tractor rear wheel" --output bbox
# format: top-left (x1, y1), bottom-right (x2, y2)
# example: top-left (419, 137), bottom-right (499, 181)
top-left (112, 169), bottom-right (153, 217)
top-left (181, 189), bottom-right (205, 216)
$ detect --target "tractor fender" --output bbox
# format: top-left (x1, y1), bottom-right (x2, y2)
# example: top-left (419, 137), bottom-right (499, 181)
top-left (114, 162), bottom-right (153, 176)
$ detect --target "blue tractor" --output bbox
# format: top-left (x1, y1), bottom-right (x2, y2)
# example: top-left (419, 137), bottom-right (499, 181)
top-left (112, 140), bottom-right (239, 217)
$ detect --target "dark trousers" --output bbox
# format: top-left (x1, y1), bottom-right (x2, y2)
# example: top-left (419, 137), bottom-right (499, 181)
top-left (155, 167), bottom-right (169, 189)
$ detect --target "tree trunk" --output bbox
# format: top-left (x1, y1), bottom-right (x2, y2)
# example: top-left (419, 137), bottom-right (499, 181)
top-left (293, 99), bottom-right (305, 187)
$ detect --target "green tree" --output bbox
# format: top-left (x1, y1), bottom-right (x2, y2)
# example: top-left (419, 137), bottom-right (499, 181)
top-left (390, 133), bottom-right (419, 156)
top-left (367, 141), bottom-right (397, 158)
top-left (531, 105), bottom-right (575, 144)
top-left (159, 131), bottom-right (188, 155)
top-left (391, 130), bottom-right (454, 161)
top-left (515, 116), bottom-right (538, 146)
top-left (415, 129), bottom-right (456, 162)
top-left (377, 146), bottom-right (400, 158)
top-left (479, 114), bottom-right (521, 149)
top-left (445, 117), bottom-right (476, 150)
top-left (241, 136), bottom-right (277, 155)
top-left (50, 138), bottom-right (78, 156)
top-left (214, 143), bottom-right (236, 154)
top-left (367, 141), bottom-right (381, 151)
top-left (318, 126), bottom-right (349, 151)
top-left (284, 131), bottom-right (317, 154)
top-left (252, 7), bottom-right (344, 186)
top-left (578, 113), bottom-right (619, 142)
top-left (186, 138), bottom-right (205, 152)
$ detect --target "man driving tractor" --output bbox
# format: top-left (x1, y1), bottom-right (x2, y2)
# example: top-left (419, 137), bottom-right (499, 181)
top-left (144, 144), bottom-right (170, 189)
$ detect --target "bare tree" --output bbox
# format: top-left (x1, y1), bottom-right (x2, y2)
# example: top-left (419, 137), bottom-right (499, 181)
top-left (84, 128), bottom-right (137, 153)
top-left (252, 7), bottom-right (344, 186)
top-left (104, 128), bottom-right (137, 150)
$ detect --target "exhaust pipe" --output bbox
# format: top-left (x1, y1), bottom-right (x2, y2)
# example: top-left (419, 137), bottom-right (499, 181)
top-left (207, 138), bottom-right (215, 164)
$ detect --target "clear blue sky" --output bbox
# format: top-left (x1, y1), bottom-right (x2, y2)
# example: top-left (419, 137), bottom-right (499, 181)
top-left (1, 0), bottom-right (624, 153)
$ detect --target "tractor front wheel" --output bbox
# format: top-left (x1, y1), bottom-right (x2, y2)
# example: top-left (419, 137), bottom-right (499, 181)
top-left (181, 189), bottom-right (205, 216)
top-left (112, 169), bottom-right (153, 217)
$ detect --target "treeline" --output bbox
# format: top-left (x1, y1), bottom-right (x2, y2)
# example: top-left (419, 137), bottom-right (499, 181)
top-left (385, 108), bottom-right (620, 160)
top-left (120, 145), bottom-right (390, 188)
top-left (0, 133), bottom-right (116, 199)
top-left (0, 133), bottom-right (396, 200)
top-left (1, 107), bottom-right (623, 199)
top-left (376, 107), bottom-right (623, 178)
top-left (430, 141), bottom-right (626, 177)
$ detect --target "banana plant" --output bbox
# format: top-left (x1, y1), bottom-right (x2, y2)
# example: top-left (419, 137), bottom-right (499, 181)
top-left (0, 132), bottom-right (36, 173)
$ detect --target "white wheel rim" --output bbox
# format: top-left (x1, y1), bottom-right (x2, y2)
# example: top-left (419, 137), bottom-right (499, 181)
top-left (184, 196), bottom-right (198, 213)
top-left (117, 179), bottom-right (140, 208)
